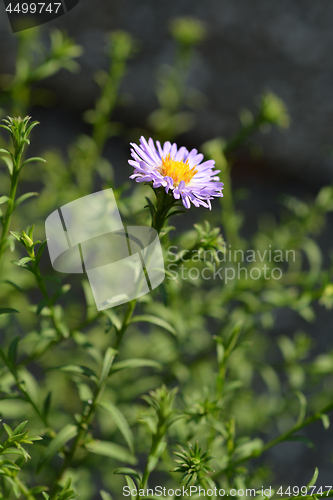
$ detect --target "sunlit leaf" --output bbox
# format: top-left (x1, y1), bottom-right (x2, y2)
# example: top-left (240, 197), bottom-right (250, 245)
top-left (99, 401), bottom-right (135, 453)
top-left (130, 315), bottom-right (176, 335)
top-left (85, 440), bottom-right (137, 464)
top-left (110, 359), bottom-right (162, 374)
top-left (37, 424), bottom-right (78, 472)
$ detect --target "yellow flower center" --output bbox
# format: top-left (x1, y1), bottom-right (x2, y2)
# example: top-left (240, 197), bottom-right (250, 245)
top-left (159, 154), bottom-right (197, 187)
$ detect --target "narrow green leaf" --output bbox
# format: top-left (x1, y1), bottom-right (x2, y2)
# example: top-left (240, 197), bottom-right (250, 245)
top-left (225, 321), bottom-right (243, 357)
top-left (71, 331), bottom-right (102, 363)
top-left (27, 225), bottom-right (34, 239)
top-left (144, 196), bottom-right (156, 212)
top-left (3, 423), bottom-right (13, 437)
top-left (43, 391), bottom-right (52, 419)
top-left (102, 309), bottom-right (122, 331)
top-left (0, 125), bottom-right (11, 132)
top-left (50, 284), bottom-right (71, 305)
top-left (8, 336), bottom-right (20, 368)
top-left (0, 155), bottom-right (13, 175)
top-left (216, 341), bottom-right (225, 365)
top-left (3, 475), bottom-right (20, 497)
top-left (0, 459), bottom-right (20, 471)
top-left (130, 315), bottom-right (176, 335)
top-left (0, 308), bottom-right (19, 315)
top-left (223, 380), bottom-right (243, 394)
top-left (99, 401), bottom-right (134, 453)
top-left (307, 467), bottom-right (319, 488)
top-left (320, 413), bottom-right (330, 430)
top-left (113, 467), bottom-right (142, 483)
top-left (1, 447), bottom-right (28, 458)
top-left (1, 280), bottom-right (23, 292)
top-left (18, 257), bottom-right (33, 267)
top-left (100, 491), bottom-right (114, 500)
top-left (57, 477), bottom-right (77, 500)
top-left (85, 440), bottom-right (137, 464)
top-left (30, 486), bottom-right (49, 495)
top-left (7, 336), bottom-right (21, 368)
top-left (12, 421), bottom-right (28, 436)
top-left (99, 348), bottom-right (117, 387)
top-left (37, 424), bottom-right (78, 472)
top-left (12, 260), bottom-right (35, 274)
top-left (25, 120), bottom-right (39, 136)
top-left (36, 240), bottom-right (48, 264)
top-left (44, 275), bottom-right (61, 284)
top-left (36, 299), bottom-right (49, 316)
top-left (110, 359), bottom-right (162, 374)
top-left (0, 196), bottom-right (10, 205)
top-left (125, 475), bottom-right (137, 500)
top-left (77, 382), bottom-right (93, 402)
top-left (10, 231), bottom-right (21, 242)
top-left (48, 365), bottom-right (98, 383)
top-left (21, 157), bottom-right (46, 168)
top-left (295, 391), bottom-right (307, 426)
top-left (166, 209), bottom-right (186, 219)
top-left (285, 435), bottom-right (314, 448)
top-left (0, 346), bottom-right (7, 367)
top-left (14, 192), bottom-right (38, 209)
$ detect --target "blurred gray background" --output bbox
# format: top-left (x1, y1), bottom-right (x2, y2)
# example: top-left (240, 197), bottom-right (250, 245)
top-left (1, 0), bottom-right (333, 489)
top-left (1, 0), bottom-right (333, 186)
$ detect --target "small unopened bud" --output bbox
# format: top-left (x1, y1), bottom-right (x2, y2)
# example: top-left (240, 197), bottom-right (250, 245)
top-left (170, 17), bottom-right (207, 46)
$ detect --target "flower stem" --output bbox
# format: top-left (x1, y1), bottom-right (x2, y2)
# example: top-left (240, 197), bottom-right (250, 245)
top-left (151, 187), bottom-right (178, 235)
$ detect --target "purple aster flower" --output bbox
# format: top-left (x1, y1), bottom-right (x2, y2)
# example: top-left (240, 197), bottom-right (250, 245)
top-left (128, 137), bottom-right (224, 209)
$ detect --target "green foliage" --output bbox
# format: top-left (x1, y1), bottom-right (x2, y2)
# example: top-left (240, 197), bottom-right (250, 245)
top-left (0, 420), bottom-right (44, 499)
top-left (172, 442), bottom-right (214, 487)
top-left (0, 29), bottom-right (82, 116)
top-left (0, 19), bottom-right (333, 500)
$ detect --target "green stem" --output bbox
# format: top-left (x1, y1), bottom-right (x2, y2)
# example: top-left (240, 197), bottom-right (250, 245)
top-left (151, 188), bottom-right (178, 235)
top-left (0, 168), bottom-right (19, 263)
top-left (139, 429), bottom-right (164, 499)
top-left (198, 475), bottom-right (211, 493)
top-left (113, 299), bottom-right (137, 350)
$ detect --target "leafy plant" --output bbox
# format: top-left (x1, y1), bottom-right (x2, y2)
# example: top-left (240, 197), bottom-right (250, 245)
top-left (0, 20), bottom-right (333, 500)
